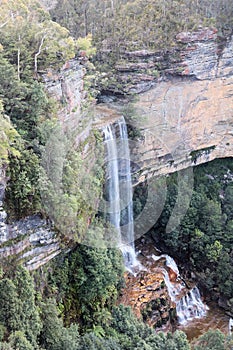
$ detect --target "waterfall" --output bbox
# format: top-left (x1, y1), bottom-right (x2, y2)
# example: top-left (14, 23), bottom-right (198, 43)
top-left (229, 318), bottom-right (233, 335)
top-left (103, 117), bottom-right (137, 268)
top-left (152, 254), bottom-right (179, 277)
top-left (176, 287), bottom-right (208, 324)
top-left (153, 254), bottom-right (208, 324)
top-left (103, 124), bottom-right (121, 237)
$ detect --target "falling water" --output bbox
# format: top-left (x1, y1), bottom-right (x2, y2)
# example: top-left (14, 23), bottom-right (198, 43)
top-left (103, 124), bottom-right (121, 237)
top-left (153, 254), bottom-right (208, 324)
top-left (229, 318), bottom-right (233, 335)
top-left (163, 269), bottom-right (183, 302)
top-left (176, 287), bottom-right (208, 324)
top-left (152, 254), bottom-right (179, 277)
top-left (103, 117), bottom-right (137, 267)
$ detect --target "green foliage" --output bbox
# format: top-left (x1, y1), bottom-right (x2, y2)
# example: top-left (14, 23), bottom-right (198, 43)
top-left (0, 266), bottom-right (42, 347)
top-left (0, 278), bottom-right (20, 335)
top-left (0, 0), bottom-right (75, 78)
top-left (39, 121), bottom-right (104, 240)
top-left (78, 332), bottom-right (120, 350)
top-left (109, 304), bottom-right (190, 350)
top-left (8, 331), bottom-right (34, 350)
top-left (0, 0), bottom-right (79, 221)
top-left (0, 106), bottom-right (19, 166)
top-left (77, 34), bottom-right (96, 58)
top-left (46, 243), bottom-right (124, 330)
top-left (192, 329), bottom-right (233, 350)
top-left (152, 158), bottom-right (233, 304)
top-left (5, 145), bottom-right (41, 218)
top-left (0, 342), bottom-right (12, 350)
top-left (39, 299), bottom-right (79, 350)
top-left (0, 52), bottom-right (52, 141)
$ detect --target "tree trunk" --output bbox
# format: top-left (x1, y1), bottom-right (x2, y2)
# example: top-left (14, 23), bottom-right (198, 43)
top-left (84, 8), bottom-right (88, 36)
top-left (34, 34), bottom-right (46, 77)
top-left (17, 35), bottom-right (21, 80)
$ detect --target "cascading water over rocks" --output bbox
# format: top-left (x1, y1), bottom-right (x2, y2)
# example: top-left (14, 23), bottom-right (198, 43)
top-left (152, 254), bottom-right (208, 324)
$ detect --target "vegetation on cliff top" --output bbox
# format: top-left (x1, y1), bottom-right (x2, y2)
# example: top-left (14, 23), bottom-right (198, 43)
top-left (0, 0), bottom-right (75, 79)
top-left (51, 0), bottom-right (233, 45)
top-left (0, 0), bottom-right (102, 224)
top-left (0, 1), bottom-right (233, 349)
top-left (49, 0), bottom-right (233, 94)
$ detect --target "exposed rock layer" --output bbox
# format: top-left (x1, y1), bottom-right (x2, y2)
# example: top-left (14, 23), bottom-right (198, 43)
top-left (99, 30), bottom-right (233, 183)
top-left (131, 74), bottom-right (233, 184)
top-left (101, 27), bottom-right (227, 95)
top-left (1, 28), bottom-right (233, 270)
top-left (43, 59), bottom-right (86, 128)
top-left (120, 239), bottom-right (175, 329)
top-left (0, 213), bottom-right (61, 270)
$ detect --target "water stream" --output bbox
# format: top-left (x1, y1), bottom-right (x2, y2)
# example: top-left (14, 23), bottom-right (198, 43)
top-left (152, 253), bottom-right (208, 324)
top-left (178, 302), bottom-right (230, 341)
top-left (103, 119), bottom-right (230, 336)
top-left (103, 117), bottom-right (137, 267)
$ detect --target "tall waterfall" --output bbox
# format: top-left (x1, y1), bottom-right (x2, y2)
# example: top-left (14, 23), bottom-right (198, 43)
top-left (103, 117), bottom-right (137, 267)
top-left (103, 124), bottom-right (121, 236)
top-left (153, 254), bottom-right (208, 324)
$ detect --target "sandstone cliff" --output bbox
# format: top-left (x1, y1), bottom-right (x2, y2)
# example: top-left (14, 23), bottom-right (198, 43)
top-left (1, 166), bottom-right (60, 270)
top-left (0, 60), bottom-right (90, 270)
top-left (98, 28), bottom-right (233, 184)
top-left (1, 27), bottom-right (233, 269)
top-left (131, 32), bottom-right (233, 183)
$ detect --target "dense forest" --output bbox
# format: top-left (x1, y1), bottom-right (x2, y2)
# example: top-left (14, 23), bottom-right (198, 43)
top-left (0, 0), bottom-right (233, 349)
top-left (50, 0), bottom-right (233, 45)
top-left (150, 158), bottom-right (233, 310)
top-left (50, 0), bottom-right (233, 81)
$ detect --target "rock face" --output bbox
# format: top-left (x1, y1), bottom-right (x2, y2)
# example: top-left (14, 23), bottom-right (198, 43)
top-left (43, 59), bottom-right (96, 148)
top-left (100, 27), bottom-right (223, 95)
top-left (100, 30), bottom-right (233, 184)
top-left (120, 239), bottom-right (175, 329)
top-left (0, 212), bottom-right (61, 271)
top-left (130, 74), bottom-right (233, 184)
top-left (43, 59), bottom-right (86, 128)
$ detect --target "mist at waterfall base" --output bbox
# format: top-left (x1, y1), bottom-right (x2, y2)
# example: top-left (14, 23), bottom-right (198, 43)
top-left (102, 117), bottom-right (138, 269)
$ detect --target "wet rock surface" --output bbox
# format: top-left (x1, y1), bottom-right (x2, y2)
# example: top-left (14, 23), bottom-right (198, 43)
top-left (120, 237), bottom-right (229, 337)
top-left (119, 238), bottom-right (177, 329)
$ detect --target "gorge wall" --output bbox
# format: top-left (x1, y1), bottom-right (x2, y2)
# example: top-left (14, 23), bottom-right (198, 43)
top-left (131, 73), bottom-right (233, 184)
top-left (1, 27), bottom-right (233, 269)
top-left (99, 28), bottom-right (233, 184)
top-left (0, 60), bottom-right (92, 270)
top-left (37, 27), bottom-right (233, 186)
